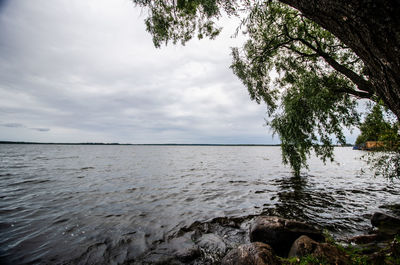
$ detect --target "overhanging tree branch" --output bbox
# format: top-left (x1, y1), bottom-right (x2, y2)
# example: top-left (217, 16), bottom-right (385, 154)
top-left (282, 24), bottom-right (374, 96)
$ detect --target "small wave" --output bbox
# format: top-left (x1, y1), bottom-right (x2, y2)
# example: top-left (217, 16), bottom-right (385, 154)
top-left (8, 179), bottom-right (51, 187)
top-left (53, 156), bottom-right (79, 160)
top-left (105, 214), bottom-right (123, 218)
top-left (80, 167), bottom-right (95, 171)
top-left (3, 165), bottom-right (30, 169)
top-left (125, 188), bottom-right (137, 193)
top-left (228, 180), bottom-right (247, 184)
top-left (52, 217), bottom-right (69, 225)
top-left (32, 156), bottom-right (50, 161)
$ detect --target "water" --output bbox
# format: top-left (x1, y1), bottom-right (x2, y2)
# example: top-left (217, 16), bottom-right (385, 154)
top-left (0, 144), bottom-right (399, 264)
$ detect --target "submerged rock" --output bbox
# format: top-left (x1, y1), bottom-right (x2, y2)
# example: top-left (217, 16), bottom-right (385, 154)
top-left (288, 235), bottom-right (350, 265)
top-left (169, 235), bottom-right (201, 262)
top-left (136, 233), bottom-right (200, 264)
top-left (221, 242), bottom-right (281, 265)
top-left (249, 216), bottom-right (323, 256)
top-left (196, 233), bottom-right (227, 256)
top-left (133, 216), bottom-right (252, 264)
top-left (133, 214), bottom-right (398, 264)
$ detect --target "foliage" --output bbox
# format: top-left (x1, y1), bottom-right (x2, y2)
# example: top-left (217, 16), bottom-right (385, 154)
top-left (355, 104), bottom-right (399, 146)
top-left (133, 0), bottom-right (237, 48)
top-left (231, 1), bottom-right (366, 175)
top-left (322, 231), bottom-right (369, 265)
top-left (282, 255), bottom-right (328, 265)
top-left (132, 0), bottom-right (399, 176)
top-left (339, 245), bottom-right (369, 265)
top-left (355, 104), bottom-right (400, 179)
top-left (364, 150), bottom-right (400, 179)
top-left (283, 231), bottom-right (400, 265)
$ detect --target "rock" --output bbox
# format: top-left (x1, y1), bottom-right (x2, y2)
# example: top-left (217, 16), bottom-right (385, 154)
top-left (249, 216), bottom-right (323, 256)
top-left (371, 212), bottom-right (400, 235)
top-left (288, 235), bottom-right (319, 258)
top-left (168, 235), bottom-right (200, 262)
top-left (289, 235), bottom-right (350, 265)
top-left (134, 253), bottom-right (182, 265)
top-left (313, 242), bottom-right (351, 265)
top-left (221, 242), bottom-right (281, 265)
top-left (347, 234), bottom-right (380, 244)
top-left (196, 233), bottom-right (227, 254)
top-left (139, 233), bottom-right (200, 264)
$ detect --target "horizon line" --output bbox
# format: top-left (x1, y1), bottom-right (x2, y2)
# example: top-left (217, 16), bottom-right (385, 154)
top-left (0, 140), bottom-right (282, 146)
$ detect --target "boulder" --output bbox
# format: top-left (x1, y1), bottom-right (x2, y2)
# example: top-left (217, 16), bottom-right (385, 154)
top-left (288, 235), bottom-right (319, 258)
top-left (371, 212), bottom-right (400, 235)
top-left (313, 242), bottom-right (351, 265)
top-left (196, 233), bottom-right (227, 255)
top-left (221, 242), bottom-right (281, 265)
top-left (249, 216), bottom-right (323, 256)
top-left (289, 235), bottom-right (350, 265)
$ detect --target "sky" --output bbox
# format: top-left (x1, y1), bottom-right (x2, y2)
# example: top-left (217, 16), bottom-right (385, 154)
top-left (0, 0), bottom-right (359, 144)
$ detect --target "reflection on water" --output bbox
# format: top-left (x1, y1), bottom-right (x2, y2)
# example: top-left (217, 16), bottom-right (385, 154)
top-left (266, 175), bottom-right (350, 233)
top-left (0, 144), bottom-right (399, 264)
top-left (270, 176), bottom-right (311, 221)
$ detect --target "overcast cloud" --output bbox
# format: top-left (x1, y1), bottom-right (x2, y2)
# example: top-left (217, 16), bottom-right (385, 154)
top-left (0, 0), bottom-right (282, 144)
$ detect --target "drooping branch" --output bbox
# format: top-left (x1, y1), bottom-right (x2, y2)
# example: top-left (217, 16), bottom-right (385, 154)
top-left (278, 0), bottom-right (400, 119)
top-left (280, 22), bottom-right (374, 98)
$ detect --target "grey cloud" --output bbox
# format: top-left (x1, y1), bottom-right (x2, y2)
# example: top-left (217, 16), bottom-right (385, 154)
top-left (30, 128), bottom-right (51, 132)
top-left (2, 123), bottom-right (24, 128)
top-left (0, 122), bottom-right (50, 132)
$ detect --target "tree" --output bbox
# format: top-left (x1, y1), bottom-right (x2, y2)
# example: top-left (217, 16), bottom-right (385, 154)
top-left (354, 104), bottom-right (400, 179)
top-left (355, 104), bottom-right (397, 146)
top-left (133, 0), bottom-right (400, 176)
top-left (277, 0), bottom-right (400, 120)
top-left (359, 106), bottom-right (400, 179)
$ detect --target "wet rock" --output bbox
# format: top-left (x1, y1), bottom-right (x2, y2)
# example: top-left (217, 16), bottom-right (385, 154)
top-left (347, 234), bottom-right (380, 244)
top-left (371, 212), bottom-right (400, 235)
top-left (137, 233), bottom-right (200, 264)
top-left (196, 233), bottom-right (227, 255)
top-left (289, 235), bottom-right (350, 265)
top-left (195, 233), bottom-right (227, 263)
top-left (176, 216), bottom-right (251, 247)
top-left (379, 203), bottom-right (400, 216)
top-left (135, 252), bottom-right (182, 265)
top-left (221, 242), bottom-right (281, 265)
top-left (168, 234), bottom-right (200, 262)
top-left (288, 235), bottom-right (319, 258)
top-left (249, 216), bottom-right (323, 256)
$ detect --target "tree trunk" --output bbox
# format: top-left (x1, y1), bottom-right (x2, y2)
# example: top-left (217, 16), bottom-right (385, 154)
top-left (279, 0), bottom-right (400, 120)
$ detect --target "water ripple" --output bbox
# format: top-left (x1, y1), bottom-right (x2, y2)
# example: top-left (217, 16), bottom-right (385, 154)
top-left (0, 145), bottom-right (399, 264)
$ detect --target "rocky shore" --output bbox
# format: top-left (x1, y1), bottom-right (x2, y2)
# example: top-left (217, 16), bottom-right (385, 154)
top-left (131, 212), bottom-right (400, 264)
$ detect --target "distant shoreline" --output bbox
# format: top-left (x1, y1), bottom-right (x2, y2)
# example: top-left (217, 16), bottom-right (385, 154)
top-left (0, 141), bottom-right (281, 147)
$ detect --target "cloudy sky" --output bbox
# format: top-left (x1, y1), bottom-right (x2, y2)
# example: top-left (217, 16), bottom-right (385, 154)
top-left (0, 0), bottom-right (360, 145)
top-left (0, 0), bottom-right (281, 144)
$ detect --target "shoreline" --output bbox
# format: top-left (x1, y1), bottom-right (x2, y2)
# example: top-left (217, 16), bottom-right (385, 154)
top-left (126, 212), bottom-right (400, 265)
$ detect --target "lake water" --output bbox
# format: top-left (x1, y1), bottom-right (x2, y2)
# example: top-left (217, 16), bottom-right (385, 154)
top-left (1, 144), bottom-right (399, 264)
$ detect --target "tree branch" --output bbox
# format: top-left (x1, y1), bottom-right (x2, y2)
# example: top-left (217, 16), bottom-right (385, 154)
top-left (283, 27), bottom-right (374, 95)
